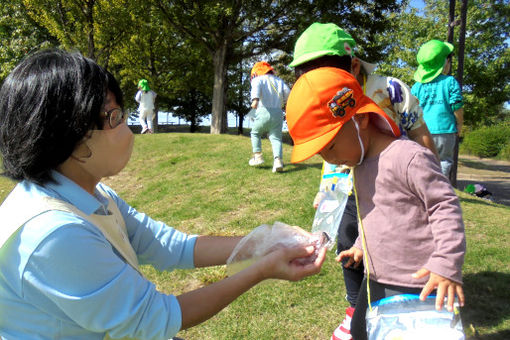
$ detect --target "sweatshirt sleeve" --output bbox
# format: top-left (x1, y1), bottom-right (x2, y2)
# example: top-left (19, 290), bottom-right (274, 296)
top-left (448, 77), bottom-right (464, 111)
top-left (406, 151), bottom-right (466, 283)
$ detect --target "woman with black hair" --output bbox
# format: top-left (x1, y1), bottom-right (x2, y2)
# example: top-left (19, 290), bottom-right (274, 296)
top-left (0, 49), bottom-right (326, 339)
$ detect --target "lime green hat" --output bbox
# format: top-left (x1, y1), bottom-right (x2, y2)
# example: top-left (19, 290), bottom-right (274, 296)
top-left (414, 40), bottom-right (454, 83)
top-left (289, 23), bottom-right (356, 68)
top-left (138, 79), bottom-right (150, 91)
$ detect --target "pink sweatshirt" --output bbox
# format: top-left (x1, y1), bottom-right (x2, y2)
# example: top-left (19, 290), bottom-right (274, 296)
top-left (353, 138), bottom-right (465, 288)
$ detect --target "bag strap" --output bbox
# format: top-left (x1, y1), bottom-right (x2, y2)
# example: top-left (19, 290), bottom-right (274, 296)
top-left (268, 77), bottom-right (284, 109)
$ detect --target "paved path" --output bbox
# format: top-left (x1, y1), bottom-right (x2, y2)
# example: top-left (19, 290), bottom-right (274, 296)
top-left (456, 155), bottom-right (510, 207)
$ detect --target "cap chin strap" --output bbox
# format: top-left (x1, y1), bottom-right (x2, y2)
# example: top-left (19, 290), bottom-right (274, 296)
top-left (352, 118), bottom-right (365, 165)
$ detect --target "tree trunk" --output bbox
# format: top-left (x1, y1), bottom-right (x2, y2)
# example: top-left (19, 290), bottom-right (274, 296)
top-left (447, 0), bottom-right (456, 45)
top-left (456, 0), bottom-right (467, 88)
top-left (153, 105), bottom-right (159, 133)
top-left (210, 40), bottom-right (228, 134)
top-left (238, 114), bottom-right (244, 135)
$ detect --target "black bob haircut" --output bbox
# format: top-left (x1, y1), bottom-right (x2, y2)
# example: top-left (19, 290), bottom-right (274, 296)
top-left (0, 49), bottom-right (124, 185)
top-left (294, 55), bottom-right (352, 79)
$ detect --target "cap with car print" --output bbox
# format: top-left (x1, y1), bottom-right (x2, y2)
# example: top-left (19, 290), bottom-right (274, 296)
top-left (285, 67), bottom-right (400, 163)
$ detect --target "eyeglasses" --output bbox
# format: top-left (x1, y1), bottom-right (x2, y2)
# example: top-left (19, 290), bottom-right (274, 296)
top-left (103, 108), bottom-right (127, 128)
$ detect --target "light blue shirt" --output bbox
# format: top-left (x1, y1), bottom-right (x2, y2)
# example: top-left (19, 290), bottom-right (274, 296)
top-left (411, 74), bottom-right (464, 134)
top-left (0, 171), bottom-right (197, 339)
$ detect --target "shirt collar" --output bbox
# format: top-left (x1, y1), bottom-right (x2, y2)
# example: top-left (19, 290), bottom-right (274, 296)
top-left (45, 170), bottom-right (105, 215)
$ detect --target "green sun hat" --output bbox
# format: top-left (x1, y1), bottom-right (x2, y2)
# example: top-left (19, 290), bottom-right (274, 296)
top-left (138, 79), bottom-right (150, 91)
top-left (414, 40), bottom-right (454, 83)
top-left (289, 22), bottom-right (356, 68)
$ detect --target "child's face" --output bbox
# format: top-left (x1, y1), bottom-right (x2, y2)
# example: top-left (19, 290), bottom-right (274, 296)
top-left (318, 119), bottom-right (362, 167)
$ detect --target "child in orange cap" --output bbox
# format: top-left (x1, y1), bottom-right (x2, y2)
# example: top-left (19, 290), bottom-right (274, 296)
top-left (249, 61), bottom-right (290, 173)
top-left (286, 67), bottom-right (466, 340)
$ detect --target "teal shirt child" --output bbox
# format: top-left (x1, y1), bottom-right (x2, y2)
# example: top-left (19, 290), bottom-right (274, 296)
top-left (411, 74), bottom-right (463, 134)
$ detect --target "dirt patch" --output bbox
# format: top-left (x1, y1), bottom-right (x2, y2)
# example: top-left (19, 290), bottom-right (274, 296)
top-left (456, 155), bottom-right (510, 206)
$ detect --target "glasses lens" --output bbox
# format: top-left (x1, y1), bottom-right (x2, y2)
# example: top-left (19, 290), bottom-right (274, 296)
top-left (108, 108), bottom-right (125, 128)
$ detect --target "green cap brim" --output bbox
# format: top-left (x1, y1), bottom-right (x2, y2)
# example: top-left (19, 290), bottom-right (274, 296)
top-left (290, 50), bottom-right (343, 68)
top-left (414, 63), bottom-right (444, 83)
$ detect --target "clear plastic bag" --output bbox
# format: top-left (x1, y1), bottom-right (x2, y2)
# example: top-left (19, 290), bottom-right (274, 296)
top-left (366, 294), bottom-right (464, 340)
top-left (311, 173), bottom-right (351, 249)
top-left (226, 221), bottom-right (328, 276)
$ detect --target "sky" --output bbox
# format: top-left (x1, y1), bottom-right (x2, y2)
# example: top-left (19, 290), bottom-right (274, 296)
top-left (410, 0), bottom-right (426, 10)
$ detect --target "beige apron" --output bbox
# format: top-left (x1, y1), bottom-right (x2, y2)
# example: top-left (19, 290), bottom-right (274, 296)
top-left (0, 188), bottom-right (143, 339)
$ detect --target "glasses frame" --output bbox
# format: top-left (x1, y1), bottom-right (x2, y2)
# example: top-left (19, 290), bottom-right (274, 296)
top-left (103, 107), bottom-right (127, 129)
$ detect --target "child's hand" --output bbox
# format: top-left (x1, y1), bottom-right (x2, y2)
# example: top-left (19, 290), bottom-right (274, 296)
top-left (335, 246), bottom-right (363, 268)
top-left (412, 268), bottom-right (465, 312)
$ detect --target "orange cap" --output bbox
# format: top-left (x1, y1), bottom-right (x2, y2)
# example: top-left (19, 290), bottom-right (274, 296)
top-left (286, 67), bottom-right (400, 163)
top-left (250, 61), bottom-right (274, 79)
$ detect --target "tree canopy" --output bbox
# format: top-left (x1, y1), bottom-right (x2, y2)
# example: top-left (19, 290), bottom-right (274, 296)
top-left (1, 0), bottom-right (508, 131)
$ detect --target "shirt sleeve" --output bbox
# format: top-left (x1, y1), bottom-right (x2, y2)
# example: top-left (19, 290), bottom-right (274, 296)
top-left (135, 91), bottom-right (142, 103)
top-left (250, 77), bottom-right (262, 100)
top-left (99, 183), bottom-right (197, 271)
top-left (405, 150), bottom-right (466, 283)
top-left (448, 77), bottom-right (464, 111)
top-left (23, 214), bottom-right (183, 339)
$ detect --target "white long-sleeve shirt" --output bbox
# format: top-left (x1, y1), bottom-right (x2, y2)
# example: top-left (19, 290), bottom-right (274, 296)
top-left (135, 90), bottom-right (157, 111)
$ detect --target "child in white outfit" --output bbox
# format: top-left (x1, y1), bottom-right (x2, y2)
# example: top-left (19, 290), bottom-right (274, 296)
top-left (135, 79), bottom-right (157, 134)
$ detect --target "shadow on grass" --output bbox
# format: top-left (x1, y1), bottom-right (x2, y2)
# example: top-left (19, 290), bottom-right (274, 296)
top-left (462, 271), bottom-right (510, 339)
top-left (459, 158), bottom-right (510, 173)
top-left (457, 195), bottom-right (503, 208)
top-left (248, 162), bottom-right (323, 174)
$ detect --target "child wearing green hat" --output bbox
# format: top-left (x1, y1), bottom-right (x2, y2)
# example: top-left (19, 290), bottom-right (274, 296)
top-left (135, 79), bottom-right (157, 134)
top-left (411, 39), bottom-right (464, 182)
top-left (285, 66), bottom-right (465, 340)
top-left (290, 22), bottom-right (439, 340)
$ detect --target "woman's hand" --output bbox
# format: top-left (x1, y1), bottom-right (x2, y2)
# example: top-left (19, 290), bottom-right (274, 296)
top-left (258, 244), bottom-right (326, 281)
top-left (412, 268), bottom-right (465, 312)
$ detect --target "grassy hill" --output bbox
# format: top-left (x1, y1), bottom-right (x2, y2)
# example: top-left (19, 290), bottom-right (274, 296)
top-left (1, 132), bottom-right (509, 339)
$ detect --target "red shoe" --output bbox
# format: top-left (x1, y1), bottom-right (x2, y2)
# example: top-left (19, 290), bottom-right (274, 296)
top-left (331, 307), bottom-right (355, 340)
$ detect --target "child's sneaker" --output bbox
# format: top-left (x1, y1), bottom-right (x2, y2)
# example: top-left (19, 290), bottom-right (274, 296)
top-left (249, 154), bottom-right (264, 166)
top-left (141, 127), bottom-right (148, 134)
top-left (272, 157), bottom-right (284, 173)
top-left (331, 307), bottom-right (354, 340)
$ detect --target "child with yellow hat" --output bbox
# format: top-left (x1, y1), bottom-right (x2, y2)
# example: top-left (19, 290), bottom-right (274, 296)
top-left (285, 67), bottom-right (466, 340)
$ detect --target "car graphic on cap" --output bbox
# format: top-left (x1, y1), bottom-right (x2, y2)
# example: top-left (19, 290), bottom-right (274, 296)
top-left (328, 87), bottom-right (355, 117)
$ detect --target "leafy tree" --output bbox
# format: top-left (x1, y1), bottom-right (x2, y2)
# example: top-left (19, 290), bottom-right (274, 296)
top-left (172, 88), bottom-right (212, 132)
top-left (0, 0), bottom-right (57, 81)
top-left (21, 0), bottom-right (133, 65)
top-left (151, 0), bottom-right (402, 134)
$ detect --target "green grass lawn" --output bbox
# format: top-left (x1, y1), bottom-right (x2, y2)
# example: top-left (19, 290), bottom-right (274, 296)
top-left (1, 132), bottom-right (509, 339)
